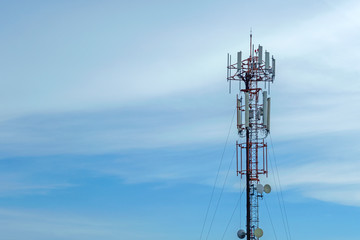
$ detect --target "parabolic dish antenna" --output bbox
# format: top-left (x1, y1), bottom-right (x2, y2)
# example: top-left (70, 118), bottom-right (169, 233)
top-left (254, 228), bottom-right (263, 238)
top-left (256, 184), bottom-right (264, 194)
top-left (237, 229), bottom-right (246, 239)
top-left (264, 184), bottom-right (271, 194)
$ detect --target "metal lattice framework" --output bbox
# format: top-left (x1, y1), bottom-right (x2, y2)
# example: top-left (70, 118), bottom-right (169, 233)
top-left (227, 33), bottom-right (275, 240)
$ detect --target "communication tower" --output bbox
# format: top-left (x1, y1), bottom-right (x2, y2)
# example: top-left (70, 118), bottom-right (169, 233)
top-left (227, 33), bottom-right (275, 240)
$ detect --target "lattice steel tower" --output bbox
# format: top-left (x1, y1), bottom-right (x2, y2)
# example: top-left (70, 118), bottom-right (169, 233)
top-left (227, 33), bottom-right (275, 240)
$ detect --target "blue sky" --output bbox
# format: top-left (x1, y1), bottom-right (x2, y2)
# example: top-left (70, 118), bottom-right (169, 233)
top-left (1, 0), bottom-right (360, 239)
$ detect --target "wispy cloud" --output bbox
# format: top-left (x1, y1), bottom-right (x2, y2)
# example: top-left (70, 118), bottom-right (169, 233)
top-left (0, 170), bottom-right (76, 197)
top-left (0, 208), bottom-right (158, 240)
top-left (0, 90), bottom-right (237, 157)
top-left (265, 130), bottom-right (360, 206)
top-left (0, 0), bottom-right (359, 213)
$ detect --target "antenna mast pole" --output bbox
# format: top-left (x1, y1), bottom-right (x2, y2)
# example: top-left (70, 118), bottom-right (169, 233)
top-left (227, 33), bottom-right (276, 240)
top-left (246, 31), bottom-right (252, 240)
top-left (245, 70), bottom-right (251, 240)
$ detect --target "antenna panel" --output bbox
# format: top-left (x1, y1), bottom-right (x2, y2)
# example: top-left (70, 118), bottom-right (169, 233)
top-left (272, 56), bottom-right (276, 76)
top-left (237, 96), bottom-right (242, 130)
top-left (267, 97), bottom-right (271, 132)
top-left (237, 51), bottom-right (242, 70)
top-left (245, 92), bottom-right (249, 128)
top-left (265, 51), bottom-right (270, 69)
top-left (258, 45), bottom-right (263, 63)
top-left (263, 91), bottom-right (267, 127)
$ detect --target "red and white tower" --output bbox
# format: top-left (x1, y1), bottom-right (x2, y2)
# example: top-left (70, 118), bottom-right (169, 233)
top-left (227, 33), bottom-right (275, 240)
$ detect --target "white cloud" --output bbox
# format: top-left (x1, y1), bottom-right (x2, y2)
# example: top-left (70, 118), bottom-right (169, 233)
top-left (0, 208), bottom-right (157, 240)
top-left (1, 0), bottom-right (360, 210)
top-left (304, 185), bottom-right (360, 206)
top-left (264, 132), bottom-right (360, 206)
top-left (0, 171), bottom-right (76, 197)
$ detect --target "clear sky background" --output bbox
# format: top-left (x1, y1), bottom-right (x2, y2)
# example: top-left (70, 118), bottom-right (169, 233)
top-left (0, 0), bottom-right (360, 239)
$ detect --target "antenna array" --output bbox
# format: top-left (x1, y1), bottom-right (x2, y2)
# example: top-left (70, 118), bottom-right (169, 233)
top-left (227, 33), bottom-right (276, 240)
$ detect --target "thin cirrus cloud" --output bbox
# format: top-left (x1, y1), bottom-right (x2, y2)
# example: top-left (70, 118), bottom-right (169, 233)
top-left (278, 158), bottom-right (360, 206)
top-left (0, 0), bottom-right (359, 210)
top-left (0, 208), bottom-right (155, 240)
top-left (0, 93), bottom-right (235, 158)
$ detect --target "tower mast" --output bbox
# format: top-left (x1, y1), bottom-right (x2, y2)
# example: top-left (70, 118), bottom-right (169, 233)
top-left (227, 33), bottom-right (275, 240)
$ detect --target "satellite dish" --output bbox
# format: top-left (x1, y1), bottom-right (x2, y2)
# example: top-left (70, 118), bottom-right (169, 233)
top-left (256, 184), bottom-right (264, 194)
top-left (264, 184), bottom-right (271, 194)
top-left (254, 228), bottom-right (263, 238)
top-left (237, 229), bottom-right (246, 239)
